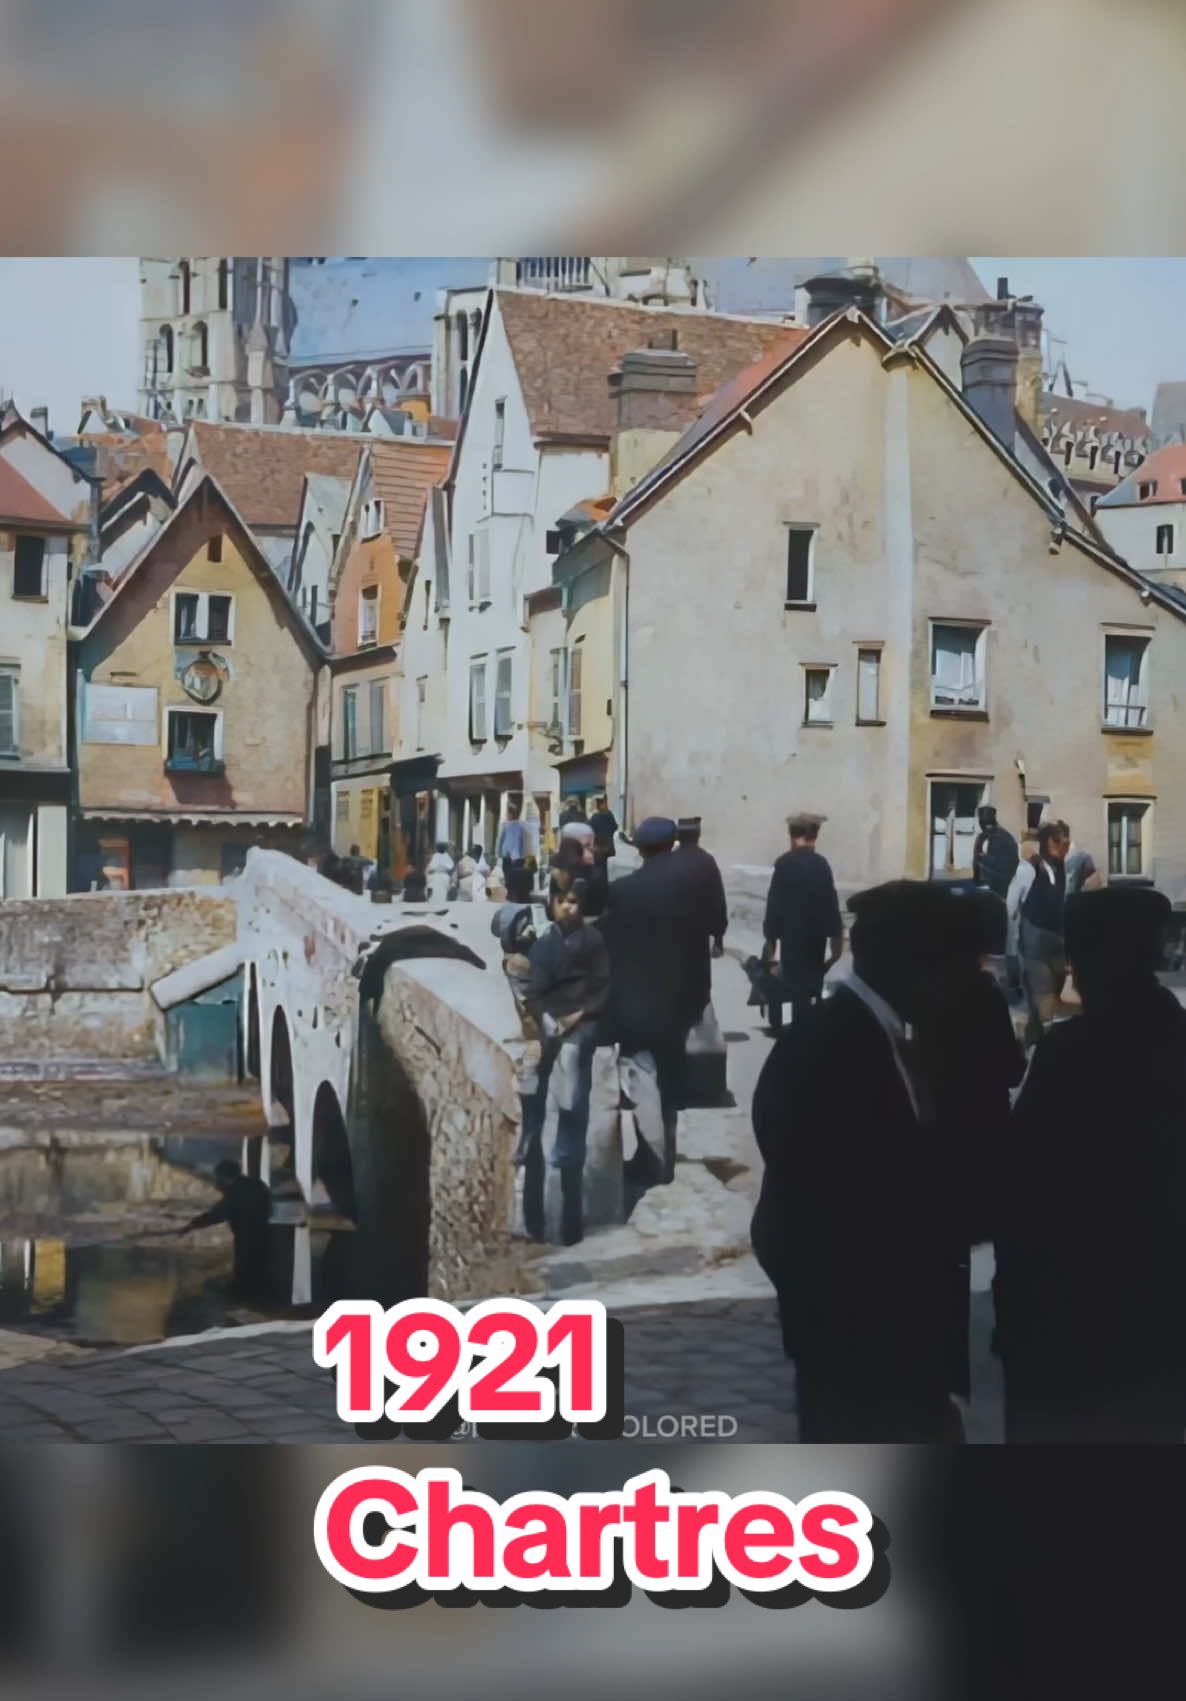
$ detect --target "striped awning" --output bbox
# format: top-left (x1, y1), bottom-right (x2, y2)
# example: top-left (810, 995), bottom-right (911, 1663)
top-left (80, 810), bottom-right (305, 829)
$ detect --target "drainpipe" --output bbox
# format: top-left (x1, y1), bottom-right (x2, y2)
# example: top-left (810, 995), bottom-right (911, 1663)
top-left (603, 533), bottom-right (630, 829)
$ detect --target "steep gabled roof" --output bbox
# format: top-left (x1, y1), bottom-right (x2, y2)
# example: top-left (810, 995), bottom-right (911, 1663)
top-left (589, 307), bottom-right (1184, 621)
top-left (0, 457), bottom-right (77, 529)
top-left (1097, 442), bottom-right (1186, 509)
top-left (495, 289), bottom-right (803, 442)
top-left (82, 470), bottom-right (326, 664)
top-left (367, 437), bottom-right (452, 560)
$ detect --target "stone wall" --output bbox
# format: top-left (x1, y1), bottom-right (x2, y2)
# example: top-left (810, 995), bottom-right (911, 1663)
top-left (0, 889), bottom-right (236, 1062)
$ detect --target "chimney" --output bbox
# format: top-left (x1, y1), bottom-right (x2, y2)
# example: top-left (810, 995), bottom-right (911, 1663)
top-left (30, 405), bottom-right (50, 438)
top-left (801, 265), bottom-right (882, 327)
top-left (607, 343), bottom-right (700, 498)
top-left (961, 334), bottom-right (1019, 447)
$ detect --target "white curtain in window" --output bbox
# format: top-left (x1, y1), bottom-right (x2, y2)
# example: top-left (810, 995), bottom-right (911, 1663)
top-left (1105, 638), bottom-right (1146, 726)
top-left (932, 628), bottom-right (979, 705)
top-left (805, 670), bottom-right (832, 721)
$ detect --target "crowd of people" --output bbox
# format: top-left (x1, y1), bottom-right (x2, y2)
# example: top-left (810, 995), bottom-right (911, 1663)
top-left (750, 811), bottom-right (1186, 1444)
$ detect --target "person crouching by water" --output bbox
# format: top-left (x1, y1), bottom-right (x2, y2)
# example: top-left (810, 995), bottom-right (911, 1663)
top-left (179, 1159), bottom-right (272, 1300)
top-left (519, 878), bottom-right (610, 1247)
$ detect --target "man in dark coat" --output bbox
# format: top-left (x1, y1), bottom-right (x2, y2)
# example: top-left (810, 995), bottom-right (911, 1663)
top-left (181, 1160), bottom-right (272, 1298)
top-left (673, 816), bottom-right (728, 1021)
top-left (994, 886), bottom-right (1186, 1442)
top-left (589, 795), bottom-right (620, 866)
top-left (600, 816), bottom-right (702, 1181)
top-left (972, 806), bottom-right (1019, 900)
top-left (761, 812), bottom-right (844, 1033)
top-left (752, 880), bottom-right (965, 1442)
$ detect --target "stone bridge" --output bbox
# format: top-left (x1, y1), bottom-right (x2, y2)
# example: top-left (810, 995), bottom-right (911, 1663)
top-left (234, 850), bottom-right (521, 1306)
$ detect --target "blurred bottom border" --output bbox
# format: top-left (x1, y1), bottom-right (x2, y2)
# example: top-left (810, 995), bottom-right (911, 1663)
top-left (0, 1442), bottom-right (1180, 1699)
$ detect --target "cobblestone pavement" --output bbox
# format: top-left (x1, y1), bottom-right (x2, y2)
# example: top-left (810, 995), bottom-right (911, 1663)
top-left (0, 1299), bottom-right (796, 1443)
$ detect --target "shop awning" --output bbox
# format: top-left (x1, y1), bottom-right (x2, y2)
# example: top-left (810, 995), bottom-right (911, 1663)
top-left (555, 751), bottom-right (608, 797)
top-left (80, 810), bottom-right (305, 828)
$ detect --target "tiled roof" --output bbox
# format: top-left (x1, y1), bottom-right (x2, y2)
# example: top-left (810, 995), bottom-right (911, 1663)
top-left (496, 290), bottom-right (802, 441)
top-left (0, 456), bottom-right (72, 526)
top-left (86, 427), bottom-right (173, 499)
top-left (1042, 392), bottom-right (1151, 443)
top-left (184, 421), bottom-right (366, 529)
top-left (1097, 442), bottom-right (1186, 509)
top-left (367, 438), bottom-right (452, 559)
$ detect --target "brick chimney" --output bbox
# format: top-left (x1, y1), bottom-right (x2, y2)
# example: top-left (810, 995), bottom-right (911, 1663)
top-left (608, 341), bottom-right (699, 497)
top-left (961, 334), bottom-right (1019, 448)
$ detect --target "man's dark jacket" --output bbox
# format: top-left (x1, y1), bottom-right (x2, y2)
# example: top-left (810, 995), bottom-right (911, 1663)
top-left (994, 982), bottom-right (1186, 1441)
top-left (973, 824), bottom-right (1019, 900)
top-left (599, 853), bottom-right (702, 1051)
top-left (673, 841), bottom-right (728, 1016)
top-left (751, 986), bottom-right (957, 1437)
top-left (762, 847), bottom-right (842, 1001)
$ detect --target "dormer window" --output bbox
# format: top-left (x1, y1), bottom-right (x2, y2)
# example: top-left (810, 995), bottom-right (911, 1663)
top-left (1139, 480), bottom-right (1157, 500)
top-left (362, 499), bottom-right (385, 539)
top-left (358, 583), bottom-right (380, 646)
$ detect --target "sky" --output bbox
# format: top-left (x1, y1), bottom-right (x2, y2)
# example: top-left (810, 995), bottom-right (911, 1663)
top-left (0, 257), bottom-right (1183, 434)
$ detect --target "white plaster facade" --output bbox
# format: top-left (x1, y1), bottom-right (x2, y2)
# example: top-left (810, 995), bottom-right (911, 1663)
top-left (578, 319), bottom-right (1186, 900)
top-left (1096, 497), bottom-right (1186, 584)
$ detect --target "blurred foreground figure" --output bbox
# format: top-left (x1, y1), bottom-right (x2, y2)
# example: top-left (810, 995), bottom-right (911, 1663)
top-left (995, 887), bottom-right (1186, 1442)
top-left (752, 880), bottom-right (962, 1441)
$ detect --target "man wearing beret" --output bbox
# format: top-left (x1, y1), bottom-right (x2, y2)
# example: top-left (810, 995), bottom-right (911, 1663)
top-left (994, 886), bottom-right (1186, 1441)
top-left (600, 816), bottom-right (703, 1182)
top-left (760, 813), bottom-right (844, 1033)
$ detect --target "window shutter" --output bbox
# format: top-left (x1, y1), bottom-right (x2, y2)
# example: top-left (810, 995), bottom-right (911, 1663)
top-left (467, 534), bottom-right (477, 605)
top-left (494, 653), bottom-right (513, 736)
top-left (0, 675), bottom-right (15, 752)
top-left (476, 530), bottom-right (491, 602)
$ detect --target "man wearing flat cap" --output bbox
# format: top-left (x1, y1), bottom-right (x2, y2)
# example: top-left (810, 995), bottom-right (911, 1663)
top-left (600, 816), bottom-right (703, 1182)
top-left (760, 812), bottom-right (844, 1033)
top-left (995, 885), bottom-right (1186, 1441)
top-left (673, 816), bottom-right (728, 1020)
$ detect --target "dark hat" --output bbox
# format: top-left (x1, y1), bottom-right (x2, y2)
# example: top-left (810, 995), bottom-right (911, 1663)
top-left (788, 811), bottom-right (826, 836)
top-left (635, 816), bottom-right (678, 848)
top-left (676, 816), bottom-right (702, 833)
top-left (848, 879), bottom-right (955, 955)
top-left (1065, 886), bottom-right (1171, 970)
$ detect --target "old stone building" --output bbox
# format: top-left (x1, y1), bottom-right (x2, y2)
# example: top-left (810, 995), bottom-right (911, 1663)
top-left (553, 307), bottom-right (1186, 900)
top-left (138, 257), bottom-right (292, 425)
top-left (74, 474), bottom-right (324, 889)
top-left (1095, 443), bottom-right (1186, 585)
top-left (0, 406), bottom-right (96, 897)
top-left (324, 438), bottom-right (451, 872)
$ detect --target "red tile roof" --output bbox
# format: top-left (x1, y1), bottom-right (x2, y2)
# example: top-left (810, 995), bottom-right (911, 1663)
top-left (496, 290), bottom-right (803, 441)
top-left (184, 421), bottom-right (366, 529)
top-left (1098, 442), bottom-right (1186, 509)
top-left (367, 438), bottom-right (452, 560)
top-left (87, 427), bottom-right (173, 500)
top-left (0, 456), bottom-right (73, 527)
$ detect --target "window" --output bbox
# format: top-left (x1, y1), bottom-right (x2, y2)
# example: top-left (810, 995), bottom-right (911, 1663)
top-left (546, 529), bottom-right (562, 556)
top-left (13, 535), bottom-right (46, 599)
top-left (567, 644), bottom-right (583, 736)
top-left (469, 658), bottom-right (488, 741)
top-left (191, 322), bottom-right (209, 371)
top-left (494, 651), bottom-right (513, 737)
top-left (803, 666), bottom-right (834, 725)
top-left (931, 622), bottom-right (986, 711)
top-left (856, 648), bottom-right (882, 723)
top-left (0, 669), bottom-right (17, 754)
top-left (362, 499), bottom-right (385, 539)
top-left (930, 781), bottom-right (986, 876)
top-left (165, 709), bottom-right (221, 773)
top-left (358, 584), bottom-right (380, 646)
top-left (1103, 633), bottom-right (1150, 728)
top-left (785, 526), bottom-right (815, 605)
top-left (1156, 523), bottom-right (1174, 556)
top-left (335, 790), bottom-right (349, 823)
top-left (1025, 797), bottom-right (1049, 833)
top-left (415, 676), bottom-right (427, 750)
top-left (1108, 800), bottom-right (1150, 877)
top-left (173, 590), bottom-right (233, 643)
top-left (160, 324), bottom-right (174, 375)
top-left (84, 683), bottom-right (158, 745)
top-left (493, 398), bottom-right (506, 469)
top-left (217, 259), bottom-right (229, 311)
top-left (342, 686), bottom-right (359, 759)
top-left (1138, 481), bottom-right (1157, 500)
top-left (179, 259), bottom-right (191, 316)
top-left (369, 679), bottom-right (386, 754)
top-left (468, 531), bottom-right (491, 604)
top-left (422, 580), bottom-right (431, 629)
top-left (549, 648), bottom-right (566, 730)
top-left (1180, 479), bottom-right (1186, 497)
top-left (207, 534), bottom-right (223, 563)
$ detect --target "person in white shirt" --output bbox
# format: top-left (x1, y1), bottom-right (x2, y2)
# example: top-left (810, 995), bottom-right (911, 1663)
top-left (426, 842), bottom-right (455, 905)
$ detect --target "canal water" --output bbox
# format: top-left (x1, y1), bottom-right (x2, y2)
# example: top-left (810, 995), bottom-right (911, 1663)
top-left (0, 1137), bottom-right (345, 1348)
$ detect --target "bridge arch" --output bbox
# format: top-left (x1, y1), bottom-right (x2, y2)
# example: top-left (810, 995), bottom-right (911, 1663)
top-left (311, 1080), bottom-right (356, 1220)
